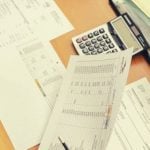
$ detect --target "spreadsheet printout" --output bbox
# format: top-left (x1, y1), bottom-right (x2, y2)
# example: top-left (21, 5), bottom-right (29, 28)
top-left (39, 48), bottom-right (132, 150)
top-left (107, 78), bottom-right (150, 150)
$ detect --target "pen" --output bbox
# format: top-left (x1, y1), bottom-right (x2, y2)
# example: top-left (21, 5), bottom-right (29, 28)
top-left (58, 137), bottom-right (69, 150)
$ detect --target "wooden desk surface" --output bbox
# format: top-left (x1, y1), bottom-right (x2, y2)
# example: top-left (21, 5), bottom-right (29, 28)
top-left (0, 0), bottom-right (150, 149)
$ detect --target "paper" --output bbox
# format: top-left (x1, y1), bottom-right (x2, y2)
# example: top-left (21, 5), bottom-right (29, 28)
top-left (17, 40), bottom-right (66, 109)
top-left (0, 33), bottom-right (66, 149)
top-left (132, 0), bottom-right (150, 18)
top-left (39, 48), bottom-right (132, 150)
top-left (0, 0), bottom-right (73, 47)
top-left (0, 46), bottom-right (50, 150)
top-left (0, 0), bottom-right (73, 149)
top-left (106, 78), bottom-right (150, 150)
top-left (15, 0), bottom-right (74, 40)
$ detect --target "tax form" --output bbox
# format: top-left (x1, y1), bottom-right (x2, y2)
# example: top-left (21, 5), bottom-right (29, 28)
top-left (39, 48), bottom-right (132, 150)
top-left (106, 78), bottom-right (150, 150)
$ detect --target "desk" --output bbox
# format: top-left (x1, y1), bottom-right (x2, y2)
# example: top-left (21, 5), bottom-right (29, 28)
top-left (0, 0), bottom-right (150, 149)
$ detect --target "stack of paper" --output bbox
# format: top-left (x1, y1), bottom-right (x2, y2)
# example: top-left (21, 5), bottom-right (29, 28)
top-left (132, 0), bottom-right (150, 18)
top-left (0, 0), bottom-right (73, 149)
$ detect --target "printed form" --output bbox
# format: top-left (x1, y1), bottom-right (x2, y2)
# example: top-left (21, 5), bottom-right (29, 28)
top-left (0, 0), bottom-right (71, 108)
top-left (107, 78), bottom-right (150, 150)
top-left (132, 0), bottom-right (150, 18)
top-left (0, 0), bottom-right (73, 48)
top-left (0, 0), bottom-right (73, 149)
top-left (39, 49), bottom-right (132, 150)
top-left (12, 0), bottom-right (73, 40)
top-left (17, 41), bottom-right (66, 109)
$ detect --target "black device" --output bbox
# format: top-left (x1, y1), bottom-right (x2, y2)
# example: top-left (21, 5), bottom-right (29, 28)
top-left (109, 0), bottom-right (150, 63)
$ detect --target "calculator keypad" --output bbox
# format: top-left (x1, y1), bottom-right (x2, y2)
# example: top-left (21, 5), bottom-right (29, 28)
top-left (73, 27), bottom-right (119, 55)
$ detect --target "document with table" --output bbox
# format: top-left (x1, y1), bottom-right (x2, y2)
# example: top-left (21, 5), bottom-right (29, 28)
top-left (0, 0), bottom-right (73, 149)
top-left (39, 48), bottom-right (132, 150)
top-left (0, 0), bottom-right (150, 150)
top-left (0, 46), bottom-right (50, 150)
top-left (107, 77), bottom-right (150, 150)
top-left (0, 0), bottom-right (73, 48)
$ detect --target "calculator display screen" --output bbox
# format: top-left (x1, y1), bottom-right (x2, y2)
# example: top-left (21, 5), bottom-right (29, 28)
top-left (112, 17), bottom-right (142, 53)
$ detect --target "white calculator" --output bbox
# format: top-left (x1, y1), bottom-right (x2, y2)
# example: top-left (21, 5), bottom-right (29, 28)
top-left (72, 13), bottom-right (148, 55)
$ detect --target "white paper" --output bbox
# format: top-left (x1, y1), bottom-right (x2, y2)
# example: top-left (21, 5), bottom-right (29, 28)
top-left (0, 36), bottom-right (66, 149)
top-left (0, 46), bottom-right (50, 150)
top-left (0, 0), bottom-right (72, 149)
top-left (17, 40), bottom-right (66, 110)
top-left (132, 0), bottom-right (150, 18)
top-left (0, 0), bottom-right (73, 47)
top-left (106, 78), bottom-right (150, 150)
top-left (39, 48), bottom-right (132, 150)
top-left (16, 0), bottom-right (74, 40)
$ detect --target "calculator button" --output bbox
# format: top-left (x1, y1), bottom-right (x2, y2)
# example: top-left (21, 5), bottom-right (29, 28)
top-left (85, 41), bottom-right (92, 46)
top-left (76, 38), bottom-right (82, 43)
top-left (97, 36), bottom-right (103, 41)
top-left (94, 43), bottom-right (100, 49)
top-left (88, 33), bottom-right (94, 38)
top-left (111, 49), bottom-right (116, 53)
top-left (88, 46), bottom-right (94, 51)
top-left (108, 43), bottom-right (115, 49)
top-left (82, 48), bottom-right (89, 53)
top-left (103, 34), bottom-right (108, 39)
top-left (103, 46), bottom-right (109, 51)
top-left (91, 51), bottom-right (98, 55)
top-left (106, 51), bottom-right (111, 54)
top-left (113, 49), bottom-right (118, 52)
top-left (105, 38), bottom-right (111, 44)
top-left (97, 48), bottom-right (103, 53)
top-left (79, 43), bottom-right (86, 49)
top-left (100, 41), bottom-right (105, 46)
top-left (91, 39), bottom-right (97, 44)
top-left (93, 31), bottom-right (99, 36)
top-left (99, 28), bottom-right (105, 33)
top-left (82, 35), bottom-right (88, 41)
